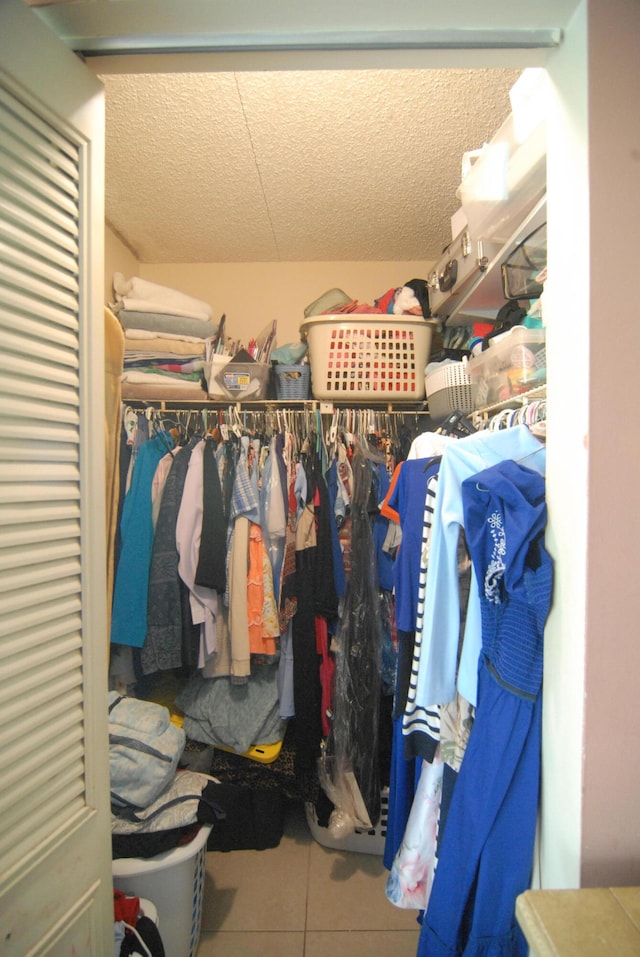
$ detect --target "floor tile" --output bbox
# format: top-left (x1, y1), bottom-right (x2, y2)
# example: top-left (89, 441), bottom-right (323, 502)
top-left (197, 930), bottom-right (305, 957)
top-left (306, 841), bottom-right (421, 932)
top-left (201, 805), bottom-right (311, 933)
top-left (305, 929), bottom-right (420, 956)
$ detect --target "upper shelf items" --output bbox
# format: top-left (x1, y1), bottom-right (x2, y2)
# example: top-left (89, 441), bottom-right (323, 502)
top-left (428, 70), bottom-right (547, 327)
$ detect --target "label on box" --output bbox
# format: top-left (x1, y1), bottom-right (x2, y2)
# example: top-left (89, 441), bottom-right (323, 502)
top-left (222, 371), bottom-right (251, 392)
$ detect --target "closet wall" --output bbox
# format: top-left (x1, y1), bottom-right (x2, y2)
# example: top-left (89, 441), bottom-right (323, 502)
top-left (106, 224), bottom-right (432, 345)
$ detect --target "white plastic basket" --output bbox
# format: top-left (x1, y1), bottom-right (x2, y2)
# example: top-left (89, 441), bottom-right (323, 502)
top-left (305, 788), bottom-right (389, 856)
top-left (112, 823), bottom-right (212, 957)
top-left (300, 315), bottom-right (434, 401)
top-left (425, 361), bottom-right (477, 421)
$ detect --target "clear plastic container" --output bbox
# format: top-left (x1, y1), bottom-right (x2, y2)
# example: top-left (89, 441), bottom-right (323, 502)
top-left (206, 359), bottom-right (270, 400)
top-left (466, 326), bottom-right (546, 408)
top-left (458, 111), bottom-right (546, 245)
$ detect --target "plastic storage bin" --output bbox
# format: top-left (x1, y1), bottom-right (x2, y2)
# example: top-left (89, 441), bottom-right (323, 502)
top-left (305, 788), bottom-right (389, 856)
top-left (458, 109), bottom-right (546, 245)
top-left (425, 361), bottom-right (477, 421)
top-left (274, 363), bottom-right (310, 400)
top-left (112, 823), bottom-right (212, 957)
top-left (300, 314), bottom-right (434, 401)
top-left (466, 326), bottom-right (546, 408)
top-left (206, 358), bottom-right (270, 400)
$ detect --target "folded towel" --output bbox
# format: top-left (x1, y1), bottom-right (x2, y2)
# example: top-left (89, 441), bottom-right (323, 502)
top-left (118, 310), bottom-right (218, 340)
top-left (113, 272), bottom-right (213, 321)
top-left (124, 336), bottom-right (207, 358)
top-left (121, 382), bottom-right (208, 402)
top-left (118, 298), bottom-right (212, 322)
top-left (121, 370), bottom-right (204, 388)
top-left (124, 328), bottom-right (208, 344)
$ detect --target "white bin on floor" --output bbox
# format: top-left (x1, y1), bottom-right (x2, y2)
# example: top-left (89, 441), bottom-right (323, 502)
top-left (305, 788), bottom-right (389, 855)
top-left (112, 824), bottom-right (212, 957)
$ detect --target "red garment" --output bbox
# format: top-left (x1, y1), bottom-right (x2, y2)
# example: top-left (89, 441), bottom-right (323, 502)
top-left (315, 614), bottom-right (335, 737)
top-left (113, 889), bottom-right (140, 925)
top-left (331, 300), bottom-right (384, 315)
top-left (375, 287), bottom-right (397, 313)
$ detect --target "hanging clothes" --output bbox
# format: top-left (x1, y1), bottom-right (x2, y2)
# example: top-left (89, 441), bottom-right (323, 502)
top-left (176, 439), bottom-right (219, 669)
top-left (327, 445), bottom-right (382, 827)
top-left (143, 433), bottom-right (202, 674)
top-left (417, 458), bottom-right (552, 957)
top-left (410, 425), bottom-right (546, 712)
top-left (111, 429), bottom-right (174, 648)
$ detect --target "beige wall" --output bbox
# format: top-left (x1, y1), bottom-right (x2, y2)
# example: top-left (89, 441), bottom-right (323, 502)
top-left (137, 260), bottom-right (433, 347)
top-left (105, 225), bottom-right (139, 303)
top-left (106, 224), bottom-right (432, 347)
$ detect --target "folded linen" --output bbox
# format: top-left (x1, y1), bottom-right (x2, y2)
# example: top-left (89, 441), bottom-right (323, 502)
top-left (124, 328), bottom-right (208, 343)
top-left (119, 298), bottom-right (211, 322)
top-left (118, 309), bottom-right (218, 339)
top-left (123, 358), bottom-right (205, 373)
top-left (121, 370), bottom-right (204, 387)
top-left (121, 382), bottom-right (207, 402)
top-left (125, 333), bottom-right (207, 357)
top-left (113, 272), bottom-right (213, 321)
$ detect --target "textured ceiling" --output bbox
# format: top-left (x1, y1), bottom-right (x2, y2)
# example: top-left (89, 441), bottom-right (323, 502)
top-left (100, 67), bottom-right (520, 264)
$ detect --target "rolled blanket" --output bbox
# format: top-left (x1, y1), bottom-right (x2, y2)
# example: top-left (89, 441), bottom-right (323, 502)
top-left (113, 272), bottom-right (213, 321)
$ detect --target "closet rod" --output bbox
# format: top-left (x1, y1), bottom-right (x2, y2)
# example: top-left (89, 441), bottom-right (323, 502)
top-left (123, 400), bottom-right (431, 417)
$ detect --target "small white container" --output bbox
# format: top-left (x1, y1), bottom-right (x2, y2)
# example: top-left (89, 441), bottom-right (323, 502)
top-left (112, 823), bottom-right (212, 957)
top-left (305, 788), bottom-right (389, 856)
top-left (425, 361), bottom-right (477, 421)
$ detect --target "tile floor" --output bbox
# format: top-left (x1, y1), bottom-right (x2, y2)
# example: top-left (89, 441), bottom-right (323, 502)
top-left (197, 799), bottom-right (422, 957)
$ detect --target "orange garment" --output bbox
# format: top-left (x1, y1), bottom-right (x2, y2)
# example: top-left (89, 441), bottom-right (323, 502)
top-left (247, 522), bottom-right (279, 656)
top-left (379, 461), bottom-right (403, 524)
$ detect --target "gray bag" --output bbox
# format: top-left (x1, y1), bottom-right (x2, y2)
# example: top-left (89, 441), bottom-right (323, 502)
top-left (108, 692), bottom-right (186, 810)
top-left (304, 287), bottom-right (352, 318)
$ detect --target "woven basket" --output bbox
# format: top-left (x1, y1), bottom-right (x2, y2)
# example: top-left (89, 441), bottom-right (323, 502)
top-left (274, 364), bottom-right (310, 400)
top-left (425, 361), bottom-right (477, 420)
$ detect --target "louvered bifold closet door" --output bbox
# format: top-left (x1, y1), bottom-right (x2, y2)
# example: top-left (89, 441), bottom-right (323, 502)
top-left (0, 86), bottom-right (87, 879)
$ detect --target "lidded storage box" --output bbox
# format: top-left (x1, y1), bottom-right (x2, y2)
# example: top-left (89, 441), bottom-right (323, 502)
top-left (300, 314), bottom-right (434, 401)
top-left (466, 325), bottom-right (546, 408)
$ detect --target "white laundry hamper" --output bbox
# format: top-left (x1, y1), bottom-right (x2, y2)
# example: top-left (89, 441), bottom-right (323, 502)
top-left (112, 823), bottom-right (212, 957)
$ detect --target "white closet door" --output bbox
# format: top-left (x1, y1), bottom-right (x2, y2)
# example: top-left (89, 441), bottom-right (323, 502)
top-left (0, 2), bottom-right (112, 954)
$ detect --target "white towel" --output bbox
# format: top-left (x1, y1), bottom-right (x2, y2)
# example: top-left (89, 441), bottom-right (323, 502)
top-left (113, 272), bottom-right (213, 322)
top-left (121, 370), bottom-right (203, 388)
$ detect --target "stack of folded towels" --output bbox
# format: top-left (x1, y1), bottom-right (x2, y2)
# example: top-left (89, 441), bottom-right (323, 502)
top-left (112, 273), bottom-right (219, 401)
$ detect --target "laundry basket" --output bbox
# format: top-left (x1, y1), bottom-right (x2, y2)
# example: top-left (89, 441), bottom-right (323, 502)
top-left (305, 788), bottom-right (389, 855)
top-left (301, 315), bottom-right (435, 401)
top-left (112, 823), bottom-right (212, 957)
